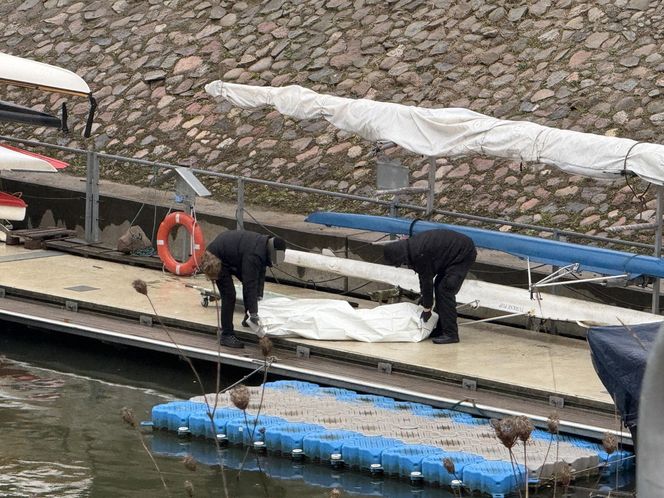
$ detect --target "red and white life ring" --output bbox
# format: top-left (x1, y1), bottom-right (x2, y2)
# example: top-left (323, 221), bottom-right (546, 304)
top-left (156, 211), bottom-right (205, 276)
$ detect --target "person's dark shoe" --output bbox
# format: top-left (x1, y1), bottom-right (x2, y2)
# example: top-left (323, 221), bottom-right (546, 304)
top-left (429, 328), bottom-right (443, 338)
top-left (220, 334), bottom-right (245, 349)
top-left (241, 318), bottom-right (249, 327)
top-left (432, 333), bottom-right (459, 345)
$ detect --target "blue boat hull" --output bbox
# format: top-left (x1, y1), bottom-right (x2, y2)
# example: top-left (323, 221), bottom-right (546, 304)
top-left (305, 211), bottom-right (664, 279)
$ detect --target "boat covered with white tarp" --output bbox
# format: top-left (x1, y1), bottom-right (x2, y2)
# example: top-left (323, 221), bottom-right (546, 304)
top-left (206, 81), bottom-right (664, 185)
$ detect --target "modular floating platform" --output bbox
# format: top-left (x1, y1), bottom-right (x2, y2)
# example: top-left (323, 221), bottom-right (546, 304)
top-left (150, 381), bottom-right (633, 497)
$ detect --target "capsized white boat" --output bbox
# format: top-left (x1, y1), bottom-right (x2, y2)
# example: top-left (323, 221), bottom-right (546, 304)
top-left (0, 142), bottom-right (68, 172)
top-left (0, 52), bottom-right (91, 96)
top-left (0, 51), bottom-right (96, 137)
top-left (0, 144), bottom-right (69, 224)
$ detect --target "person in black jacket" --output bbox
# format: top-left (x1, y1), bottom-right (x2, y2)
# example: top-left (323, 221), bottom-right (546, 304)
top-left (205, 230), bottom-right (286, 349)
top-left (383, 229), bottom-right (476, 344)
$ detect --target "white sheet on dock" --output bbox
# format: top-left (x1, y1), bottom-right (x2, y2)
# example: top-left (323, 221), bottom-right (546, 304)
top-left (258, 297), bottom-right (435, 342)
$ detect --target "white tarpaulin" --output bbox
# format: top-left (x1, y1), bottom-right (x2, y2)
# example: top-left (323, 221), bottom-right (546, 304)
top-left (214, 282), bottom-right (436, 342)
top-left (258, 297), bottom-right (436, 342)
top-left (206, 81), bottom-right (664, 185)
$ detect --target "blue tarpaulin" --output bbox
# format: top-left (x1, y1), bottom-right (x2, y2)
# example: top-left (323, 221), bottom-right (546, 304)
top-left (587, 322), bottom-right (662, 435)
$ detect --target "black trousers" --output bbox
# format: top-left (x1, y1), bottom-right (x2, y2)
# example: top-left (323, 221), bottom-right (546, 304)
top-left (215, 268), bottom-right (266, 336)
top-left (432, 249), bottom-right (477, 337)
top-left (215, 273), bottom-right (237, 336)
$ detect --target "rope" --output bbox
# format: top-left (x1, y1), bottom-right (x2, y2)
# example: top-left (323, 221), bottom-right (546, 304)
top-left (408, 217), bottom-right (421, 236)
top-left (242, 207), bottom-right (390, 256)
top-left (131, 247), bottom-right (156, 257)
top-left (622, 142), bottom-right (651, 215)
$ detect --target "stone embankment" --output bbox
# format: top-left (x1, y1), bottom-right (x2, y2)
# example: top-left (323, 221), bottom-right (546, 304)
top-left (2, 0), bottom-right (663, 241)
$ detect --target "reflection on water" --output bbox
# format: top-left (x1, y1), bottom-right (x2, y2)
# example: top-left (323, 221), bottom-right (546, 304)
top-left (0, 323), bottom-right (635, 498)
top-left (0, 357), bottom-right (64, 403)
top-left (0, 460), bottom-right (92, 498)
top-left (0, 356), bottom-right (90, 497)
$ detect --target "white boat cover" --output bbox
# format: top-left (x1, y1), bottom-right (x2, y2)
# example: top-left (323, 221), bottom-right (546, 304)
top-left (258, 297), bottom-right (436, 342)
top-left (0, 52), bottom-right (90, 96)
top-left (206, 81), bottom-right (664, 186)
top-left (0, 143), bottom-right (68, 172)
top-left (283, 249), bottom-right (663, 328)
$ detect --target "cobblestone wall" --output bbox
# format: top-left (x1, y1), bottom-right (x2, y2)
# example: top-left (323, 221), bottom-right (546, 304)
top-left (2, 0), bottom-right (663, 239)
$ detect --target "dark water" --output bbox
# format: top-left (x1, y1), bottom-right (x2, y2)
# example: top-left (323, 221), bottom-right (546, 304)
top-left (0, 323), bottom-right (634, 498)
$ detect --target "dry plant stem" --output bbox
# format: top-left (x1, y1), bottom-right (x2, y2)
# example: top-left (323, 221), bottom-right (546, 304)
top-left (237, 358), bottom-right (274, 497)
top-left (537, 435), bottom-right (554, 483)
top-left (235, 408), bottom-right (270, 496)
top-left (507, 449), bottom-right (523, 498)
top-left (237, 408), bottom-right (270, 497)
top-left (135, 427), bottom-right (171, 497)
top-left (617, 318), bottom-right (647, 351)
top-left (137, 282), bottom-right (230, 498)
top-left (523, 441), bottom-right (529, 498)
top-left (553, 434), bottom-right (559, 497)
top-left (561, 454), bottom-right (634, 479)
top-left (210, 283), bottom-right (229, 498)
top-left (144, 294), bottom-right (208, 402)
top-left (221, 363), bottom-right (270, 394)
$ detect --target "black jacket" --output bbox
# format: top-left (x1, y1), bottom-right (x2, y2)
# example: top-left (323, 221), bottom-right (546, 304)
top-left (206, 230), bottom-right (271, 314)
top-left (383, 229), bottom-right (476, 308)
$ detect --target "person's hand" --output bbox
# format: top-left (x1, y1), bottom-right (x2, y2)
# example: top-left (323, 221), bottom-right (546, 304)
top-left (420, 309), bottom-right (432, 323)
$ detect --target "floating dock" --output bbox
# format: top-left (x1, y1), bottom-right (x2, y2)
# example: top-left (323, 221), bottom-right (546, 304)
top-left (0, 237), bottom-right (634, 448)
top-left (151, 380), bottom-right (633, 497)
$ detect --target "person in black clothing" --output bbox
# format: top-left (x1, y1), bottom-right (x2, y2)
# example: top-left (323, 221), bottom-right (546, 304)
top-left (383, 229), bottom-right (476, 344)
top-left (205, 230), bottom-right (286, 349)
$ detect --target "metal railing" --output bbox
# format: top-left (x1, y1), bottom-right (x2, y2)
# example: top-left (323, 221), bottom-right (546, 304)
top-left (1, 134), bottom-right (661, 311)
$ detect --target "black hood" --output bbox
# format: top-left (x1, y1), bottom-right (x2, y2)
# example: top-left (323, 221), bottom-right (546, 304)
top-left (383, 239), bottom-right (409, 267)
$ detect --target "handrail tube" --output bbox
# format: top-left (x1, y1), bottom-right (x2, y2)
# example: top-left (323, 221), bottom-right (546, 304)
top-left (0, 134), bottom-right (656, 253)
top-left (0, 134), bottom-right (87, 154)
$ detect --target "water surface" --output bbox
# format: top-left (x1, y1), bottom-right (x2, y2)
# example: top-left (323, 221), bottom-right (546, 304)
top-left (0, 323), bottom-right (634, 497)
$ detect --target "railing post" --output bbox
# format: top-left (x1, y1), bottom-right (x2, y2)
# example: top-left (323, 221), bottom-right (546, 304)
top-left (551, 230), bottom-right (560, 296)
top-left (652, 186), bottom-right (662, 314)
top-left (84, 149), bottom-right (100, 243)
top-left (236, 177), bottom-right (245, 230)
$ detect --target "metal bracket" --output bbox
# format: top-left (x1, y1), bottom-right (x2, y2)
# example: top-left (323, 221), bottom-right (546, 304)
top-left (139, 315), bottom-right (153, 327)
top-left (549, 395), bottom-right (565, 408)
top-left (296, 346), bottom-right (310, 359)
top-left (378, 362), bottom-right (392, 374)
top-left (64, 300), bottom-right (78, 312)
top-left (528, 259), bottom-right (629, 294)
top-left (462, 378), bottom-right (477, 391)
